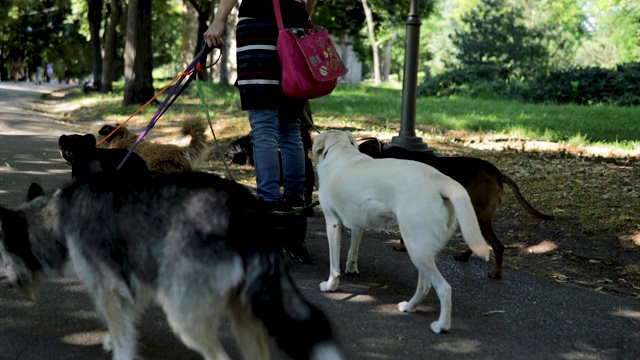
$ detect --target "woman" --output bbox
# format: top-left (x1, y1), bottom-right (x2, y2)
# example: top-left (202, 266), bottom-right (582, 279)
top-left (205, 0), bottom-right (316, 263)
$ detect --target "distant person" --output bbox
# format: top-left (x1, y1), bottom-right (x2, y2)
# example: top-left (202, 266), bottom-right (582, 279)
top-left (11, 57), bottom-right (23, 83)
top-left (33, 55), bottom-right (44, 85)
top-left (46, 63), bottom-right (54, 83)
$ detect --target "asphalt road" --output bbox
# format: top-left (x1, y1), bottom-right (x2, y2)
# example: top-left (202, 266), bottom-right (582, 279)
top-left (0, 83), bottom-right (639, 360)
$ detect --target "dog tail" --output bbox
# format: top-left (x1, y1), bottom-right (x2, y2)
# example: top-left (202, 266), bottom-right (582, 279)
top-left (440, 179), bottom-right (491, 261)
top-left (180, 117), bottom-right (208, 168)
top-left (500, 174), bottom-right (555, 220)
top-left (243, 251), bottom-right (342, 360)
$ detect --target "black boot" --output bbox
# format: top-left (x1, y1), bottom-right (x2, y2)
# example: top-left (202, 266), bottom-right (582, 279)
top-left (281, 196), bottom-right (310, 263)
top-left (261, 198), bottom-right (310, 263)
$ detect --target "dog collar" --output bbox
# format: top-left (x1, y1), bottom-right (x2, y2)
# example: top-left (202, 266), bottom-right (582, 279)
top-left (323, 143), bottom-right (339, 159)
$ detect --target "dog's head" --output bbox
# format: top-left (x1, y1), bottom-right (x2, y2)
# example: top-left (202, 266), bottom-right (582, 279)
top-left (312, 130), bottom-right (358, 162)
top-left (0, 184), bottom-right (62, 297)
top-left (357, 138), bottom-right (385, 158)
top-left (224, 135), bottom-right (254, 166)
top-left (97, 124), bottom-right (130, 145)
top-left (58, 134), bottom-right (97, 164)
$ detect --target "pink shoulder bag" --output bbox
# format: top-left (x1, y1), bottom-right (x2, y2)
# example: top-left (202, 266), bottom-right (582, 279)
top-left (273, 0), bottom-right (347, 99)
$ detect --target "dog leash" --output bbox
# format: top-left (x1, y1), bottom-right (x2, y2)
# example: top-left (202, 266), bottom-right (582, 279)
top-left (115, 43), bottom-right (218, 170)
top-left (193, 62), bottom-right (236, 182)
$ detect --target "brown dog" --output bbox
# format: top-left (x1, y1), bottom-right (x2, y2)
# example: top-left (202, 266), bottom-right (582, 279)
top-left (358, 138), bottom-right (554, 279)
top-left (98, 117), bottom-right (208, 172)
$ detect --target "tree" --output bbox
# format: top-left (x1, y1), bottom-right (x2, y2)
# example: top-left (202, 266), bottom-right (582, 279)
top-left (101, 0), bottom-right (124, 92)
top-left (450, 0), bottom-right (548, 77)
top-left (123, 0), bottom-right (154, 105)
top-left (87, 0), bottom-right (103, 88)
top-left (361, 0), bottom-right (381, 84)
top-left (186, 0), bottom-right (214, 57)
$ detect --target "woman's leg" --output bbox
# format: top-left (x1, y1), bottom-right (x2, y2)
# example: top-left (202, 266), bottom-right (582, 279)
top-left (248, 109), bottom-right (282, 203)
top-left (278, 117), bottom-right (305, 202)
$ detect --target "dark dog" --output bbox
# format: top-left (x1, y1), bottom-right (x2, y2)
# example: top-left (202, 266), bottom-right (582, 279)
top-left (59, 134), bottom-right (149, 182)
top-left (0, 172), bottom-right (341, 359)
top-left (225, 101), bottom-right (316, 216)
top-left (358, 138), bottom-right (554, 279)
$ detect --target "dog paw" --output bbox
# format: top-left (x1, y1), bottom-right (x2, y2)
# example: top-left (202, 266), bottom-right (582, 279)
top-left (397, 301), bottom-right (416, 313)
top-left (102, 333), bottom-right (113, 352)
top-left (345, 262), bottom-right (359, 276)
top-left (430, 321), bottom-right (450, 334)
top-left (319, 278), bottom-right (339, 292)
top-left (393, 243), bottom-right (408, 252)
top-left (488, 270), bottom-right (503, 280)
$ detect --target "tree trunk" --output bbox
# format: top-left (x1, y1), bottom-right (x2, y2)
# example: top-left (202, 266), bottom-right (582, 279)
top-left (88, 0), bottom-right (104, 89)
top-left (123, 0), bottom-right (155, 105)
top-left (101, 0), bottom-right (123, 93)
top-left (382, 35), bottom-right (395, 82)
top-left (219, 3), bottom-right (237, 85)
top-left (187, 0), bottom-right (214, 80)
top-left (361, 0), bottom-right (380, 85)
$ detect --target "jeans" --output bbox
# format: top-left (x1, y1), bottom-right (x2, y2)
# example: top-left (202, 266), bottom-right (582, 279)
top-left (248, 108), bottom-right (305, 203)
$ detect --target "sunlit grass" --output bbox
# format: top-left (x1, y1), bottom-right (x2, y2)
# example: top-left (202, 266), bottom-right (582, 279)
top-left (69, 81), bottom-right (640, 150)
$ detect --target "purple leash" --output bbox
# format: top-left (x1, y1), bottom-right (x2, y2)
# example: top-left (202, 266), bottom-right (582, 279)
top-left (116, 43), bottom-right (215, 170)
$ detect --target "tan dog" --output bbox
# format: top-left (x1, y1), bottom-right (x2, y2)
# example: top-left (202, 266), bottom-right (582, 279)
top-left (358, 138), bottom-right (554, 279)
top-left (98, 117), bottom-right (208, 172)
top-left (312, 130), bottom-right (490, 334)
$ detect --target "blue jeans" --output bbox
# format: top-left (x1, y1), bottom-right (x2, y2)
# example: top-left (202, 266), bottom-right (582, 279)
top-left (248, 109), bottom-right (305, 203)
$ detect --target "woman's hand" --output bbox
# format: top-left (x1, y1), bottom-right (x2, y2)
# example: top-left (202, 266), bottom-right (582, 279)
top-left (204, 20), bottom-right (226, 48)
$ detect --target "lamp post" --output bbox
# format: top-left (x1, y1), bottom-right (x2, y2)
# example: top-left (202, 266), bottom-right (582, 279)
top-left (390, 0), bottom-right (433, 153)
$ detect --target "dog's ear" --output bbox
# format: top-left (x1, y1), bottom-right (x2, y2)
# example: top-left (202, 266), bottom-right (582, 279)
top-left (58, 135), bottom-right (67, 147)
top-left (358, 139), bottom-right (380, 158)
top-left (312, 134), bottom-right (325, 160)
top-left (27, 183), bottom-right (44, 201)
top-left (346, 132), bottom-right (358, 148)
top-left (82, 134), bottom-right (97, 147)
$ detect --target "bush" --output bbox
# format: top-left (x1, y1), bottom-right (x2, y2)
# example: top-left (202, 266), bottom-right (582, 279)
top-left (419, 62), bottom-right (640, 106)
top-left (518, 63), bottom-right (640, 106)
top-left (418, 64), bottom-right (513, 98)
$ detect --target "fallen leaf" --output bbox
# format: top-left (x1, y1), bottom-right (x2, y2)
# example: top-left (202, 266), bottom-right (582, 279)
top-left (483, 310), bottom-right (505, 316)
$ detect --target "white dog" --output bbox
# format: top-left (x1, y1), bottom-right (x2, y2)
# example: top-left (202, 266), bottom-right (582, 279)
top-left (312, 130), bottom-right (490, 334)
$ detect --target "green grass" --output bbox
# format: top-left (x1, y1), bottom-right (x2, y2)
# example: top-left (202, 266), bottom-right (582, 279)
top-left (73, 81), bottom-right (640, 150)
top-left (312, 84), bottom-right (640, 149)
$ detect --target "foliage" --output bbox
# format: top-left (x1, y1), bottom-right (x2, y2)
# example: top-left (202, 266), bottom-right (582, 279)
top-left (0, 0), bottom-right (90, 80)
top-left (578, 0), bottom-right (640, 66)
top-left (450, 0), bottom-right (549, 78)
top-left (518, 63), bottom-right (640, 106)
top-left (419, 61), bottom-right (640, 107)
top-left (418, 64), bottom-right (514, 98)
top-left (152, 0), bottom-right (182, 68)
top-left (314, 0), bottom-right (435, 79)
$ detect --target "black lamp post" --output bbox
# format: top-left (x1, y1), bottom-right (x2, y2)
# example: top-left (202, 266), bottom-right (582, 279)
top-left (390, 0), bottom-right (433, 153)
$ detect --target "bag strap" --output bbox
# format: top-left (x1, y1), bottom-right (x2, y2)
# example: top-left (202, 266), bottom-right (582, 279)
top-left (272, 0), bottom-right (284, 30)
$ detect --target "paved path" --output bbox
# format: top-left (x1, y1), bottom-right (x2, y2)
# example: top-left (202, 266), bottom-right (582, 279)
top-left (0, 83), bottom-right (639, 360)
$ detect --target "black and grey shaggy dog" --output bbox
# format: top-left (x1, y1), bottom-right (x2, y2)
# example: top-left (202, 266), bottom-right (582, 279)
top-left (0, 172), bottom-right (342, 360)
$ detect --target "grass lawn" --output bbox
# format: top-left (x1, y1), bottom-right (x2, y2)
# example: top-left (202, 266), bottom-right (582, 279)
top-left (312, 84), bottom-right (640, 149)
top-left (70, 81), bottom-right (640, 150)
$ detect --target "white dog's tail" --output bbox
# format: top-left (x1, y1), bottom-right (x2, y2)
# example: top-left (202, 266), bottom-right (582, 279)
top-left (242, 251), bottom-right (342, 360)
top-left (440, 180), bottom-right (491, 261)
